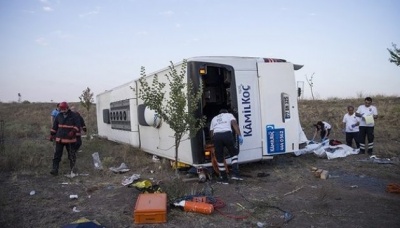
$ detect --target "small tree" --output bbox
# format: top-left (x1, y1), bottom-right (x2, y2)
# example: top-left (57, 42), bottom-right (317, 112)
top-left (305, 72), bottom-right (315, 100)
top-left (387, 43), bottom-right (400, 66)
top-left (138, 59), bottom-right (205, 174)
top-left (79, 87), bottom-right (94, 135)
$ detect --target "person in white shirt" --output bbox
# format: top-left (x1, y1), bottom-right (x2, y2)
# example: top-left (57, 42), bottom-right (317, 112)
top-left (342, 105), bottom-right (360, 148)
top-left (210, 109), bottom-right (243, 184)
top-left (312, 121), bottom-right (332, 142)
top-left (355, 97), bottom-right (378, 155)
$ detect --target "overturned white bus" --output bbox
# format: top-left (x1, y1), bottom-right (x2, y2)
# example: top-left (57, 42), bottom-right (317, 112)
top-left (96, 56), bottom-right (308, 168)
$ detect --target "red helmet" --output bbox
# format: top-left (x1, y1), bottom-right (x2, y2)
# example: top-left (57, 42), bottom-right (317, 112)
top-left (59, 102), bottom-right (69, 111)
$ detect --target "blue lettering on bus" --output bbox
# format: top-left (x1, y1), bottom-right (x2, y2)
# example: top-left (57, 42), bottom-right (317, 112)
top-left (241, 85), bottom-right (252, 137)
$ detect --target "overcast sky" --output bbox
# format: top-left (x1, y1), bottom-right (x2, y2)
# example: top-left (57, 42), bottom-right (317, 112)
top-left (0, 0), bottom-right (399, 102)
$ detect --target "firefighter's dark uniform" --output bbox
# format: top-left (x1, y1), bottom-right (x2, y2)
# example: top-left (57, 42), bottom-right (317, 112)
top-left (74, 112), bottom-right (86, 152)
top-left (50, 109), bottom-right (80, 175)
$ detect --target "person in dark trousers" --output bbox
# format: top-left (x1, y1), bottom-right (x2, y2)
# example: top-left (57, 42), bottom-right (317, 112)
top-left (70, 106), bottom-right (87, 152)
top-left (49, 102), bottom-right (81, 175)
top-left (312, 121), bottom-right (331, 142)
top-left (342, 105), bottom-right (360, 148)
top-left (210, 109), bottom-right (243, 184)
top-left (356, 97), bottom-right (378, 155)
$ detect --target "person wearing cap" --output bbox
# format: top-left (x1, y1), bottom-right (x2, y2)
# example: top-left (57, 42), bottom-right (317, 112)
top-left (49, 102), bottom-right (81, 175)
top-left (210, 109), bottom-right (243, 184)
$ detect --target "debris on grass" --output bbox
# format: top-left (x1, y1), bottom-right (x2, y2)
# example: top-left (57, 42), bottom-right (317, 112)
top-left (121, 173), bottom-right (141, 186)
top-left (92, 152), bottom-right (103, 170)
top-left (320, 170), bottom-right (329, 179)
top-left (65, 171), bottom-right (78, 178)
top-left (357, 155), bottom-right (396, 164)
top-left (311, 167), bottom-right (329, 179)
top-left (152, 155), bottom-right (160, 162)
top-left (284, 186), bottom-right (304, 196)
top-left (109, 162), bottom-right (130, 173)
top-left (257, 222), bottom-right (267, 227)
top-left (62, 217), bottom-right (103, 228)
top-left (64, 172), bottom-right (89, 178)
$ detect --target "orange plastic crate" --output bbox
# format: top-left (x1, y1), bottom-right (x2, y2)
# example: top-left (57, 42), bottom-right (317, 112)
top-left (134, 193), bottom-right (167, 224)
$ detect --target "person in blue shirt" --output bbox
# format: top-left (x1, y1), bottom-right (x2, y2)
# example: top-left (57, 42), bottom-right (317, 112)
top-left (50, 103), bottom-right (60, 125)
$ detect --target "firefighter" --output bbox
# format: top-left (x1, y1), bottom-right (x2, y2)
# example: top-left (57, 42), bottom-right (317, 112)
top-left (70, 106), bottom-right (87, 152)
top-left (49, 102), bottom-right (81, 175)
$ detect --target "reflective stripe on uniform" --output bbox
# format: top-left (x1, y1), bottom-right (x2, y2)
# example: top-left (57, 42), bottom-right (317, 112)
top-left (55, 138), bottom-right (77, 143)
top-left (58, 124), bottom-right (75, 128)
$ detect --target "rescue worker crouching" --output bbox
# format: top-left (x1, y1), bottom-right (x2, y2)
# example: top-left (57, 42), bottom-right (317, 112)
top-left (49, 101), bottom-right (81, 175)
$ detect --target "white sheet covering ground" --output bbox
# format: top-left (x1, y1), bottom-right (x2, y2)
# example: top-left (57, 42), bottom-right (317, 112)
top-left (294, 140), bottom-right (359, 159)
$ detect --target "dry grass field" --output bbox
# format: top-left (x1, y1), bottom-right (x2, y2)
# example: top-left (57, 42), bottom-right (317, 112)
top-left (0, 97), bottom-right (399, 228)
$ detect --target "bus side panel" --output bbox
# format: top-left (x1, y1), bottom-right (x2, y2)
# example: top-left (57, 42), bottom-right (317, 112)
top-left (137, 64), bottom-right (194, 165)
top-left (96, 91), bottom-right (112, 139)
top-left (235, 70), bottom-right (263, 162)
top-left (99, 81), bottom-right (140, 147)
top-left (257, 63), bottom-right (300, 155)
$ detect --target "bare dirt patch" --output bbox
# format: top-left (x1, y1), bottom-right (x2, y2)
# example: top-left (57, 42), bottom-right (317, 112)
top-left (1, 149), bottom-right (399, 228)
